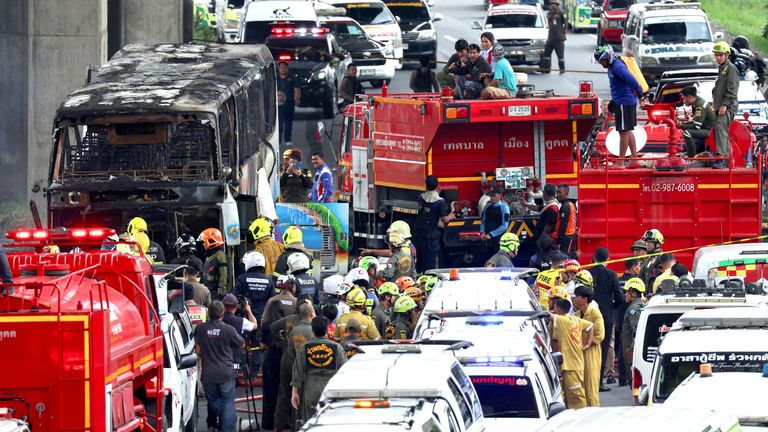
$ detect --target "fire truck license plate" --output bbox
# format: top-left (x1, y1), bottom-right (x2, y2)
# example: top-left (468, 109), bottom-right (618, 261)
top-left (507, 105), bottom-right (531, 117)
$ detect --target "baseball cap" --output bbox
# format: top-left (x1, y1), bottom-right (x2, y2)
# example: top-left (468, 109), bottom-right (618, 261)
top-left (222, 294), bottom-right (238, 307)
top-left (186, 258), bottom-right (203, 274)
top-left (346, 318), bottom-right (361, 333)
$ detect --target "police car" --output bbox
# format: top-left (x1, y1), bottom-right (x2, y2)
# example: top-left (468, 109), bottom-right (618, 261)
top-left (630, 279), bottom-right (768, 402)
top-left (471, 4), bottom-right (548, 66)
top-left (303, 342), bottom-right (484, 431)
top-left (621, 2), bottom-right (721, 81)
top-left (638, 307), bottom-right (768, 407)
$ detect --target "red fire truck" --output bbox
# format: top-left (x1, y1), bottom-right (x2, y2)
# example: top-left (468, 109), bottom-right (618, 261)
top-left (0, 228), bottom-right (166, 431)
top-left (335, 86), bottom-right (598, 265)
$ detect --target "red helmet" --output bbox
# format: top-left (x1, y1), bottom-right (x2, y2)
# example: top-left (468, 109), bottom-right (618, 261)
top-left (198, 228), bottom-right (224, 249)
top-left (562, 259), bottom-right (580, 274)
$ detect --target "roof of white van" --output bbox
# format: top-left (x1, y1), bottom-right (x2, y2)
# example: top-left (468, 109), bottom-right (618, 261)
top-left (424, 268), bottom-right (537, 312)
top-left (664, 373), bottom-right (768, 425)
top-left (244, 1), bottom-right (318, 22)
top-left (534, 407), bottom-right (738, 431)
top-left (692, 243), bottom-right (768, 276)
top-left (629, 3), bottom-right (707, 18)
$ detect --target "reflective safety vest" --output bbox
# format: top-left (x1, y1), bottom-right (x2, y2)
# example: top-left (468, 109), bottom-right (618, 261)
top-left (553, 201), bottom-right (577, 239)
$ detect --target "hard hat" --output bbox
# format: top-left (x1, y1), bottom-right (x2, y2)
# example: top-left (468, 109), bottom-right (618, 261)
top-left (387, 220), bottom-right (412, 239)
top-left (358, 256), bottom-right (379, 271)
top-left (134, 231), bottom-right (150, 254)
top-left (393, 295), bottom-right (417, 314)
top-left (277, 274), bottom-right (297, 290)
top-left (198, 228), bottom-right (224, 249)
top-left (323, 274), bottom-right (345, 295)
top-left (282, 226), bottom-right (303, 245)
top-left (43, 245), bottom-right (60, 254)
top-left (424, 276), bottom-right (439, 293)
top-left (337, 281), bottom-right (354, 296)
top-left (242, 250), bottom-right (266, 270)
top-left (345, 267), bottom-right (369, 285)
top-left (287, 252), bottom-right (311, 274)
top-left (563, 259), bottom-right (580, 274)
top-left (175, 234), bottom-right (196, 252)
top-left (630, 240), bottom-right (648, 251)
top-left (249, 217), bottom-right (274, 240)
top-left (128, 217), bottom-right (148, 235)
top-left (396, 276), bottom-right (416, 292)
top-left (624, 277), bottom-right (646, 293)
top-left (499, 232), bottom-right (520, 252)
top-left (593, 44), bottom-right (615, 64)
top-left (346, 287), bottom-right (367, 307)
top-left (713, 40), bottom-right (730, 54)
top-left (642, 229), bottom-right (665, 245)
top-left (535, 269), bottom-right (559, 291)
top-left (549, 286), bottom-right (569, 300)
top-left (404, 286), bottom-right (425, 303)
top-left (283, 149), bottom-right (293, 158)
top-left (574, 269), bottom-right (594, 288)
top-left (377, 282), bottom-right (400, 297)
top-left (417, 274), bottom-right (430, 286)
top-left (388, 232), bottom-right (407, 248)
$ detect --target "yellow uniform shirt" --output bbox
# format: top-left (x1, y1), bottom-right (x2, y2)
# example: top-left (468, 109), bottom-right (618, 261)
top-left (552, 314), bottom-right (593, 371)
top-left (334, 310), bottom-right (381, 341)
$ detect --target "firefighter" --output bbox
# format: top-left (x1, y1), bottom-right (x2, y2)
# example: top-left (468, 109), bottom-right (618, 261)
top-left (534, 269), bottom-right (559, 309)
top-left (412, 175), bottom-right (454, 272)
top-left (621, 277), bottom-right (646, 377)
top-left (554, 184), bottom-right (577, 256)
top-left (288, 252), bottom-right (318, 304)
top-left (198, 228), bottom-right (229, 298)
top-left (236, 251), bottom-right (275, 322)
top-left (358, 256), bottom-right (383, 288)
top-left (170, 233), bottom-right (203, 271)
top-left (345, 267), bottom-right (378, 316)
top-left (380, 221), bottom-right (417, 282)
top-left (678, 85), bottom-right (715, 157)
top-left (249, 217), bottom-right (284, 277)
top-left (573, 285), bottom-right (605, 407)
top-left (372, 282), bottom-right (399, 336)
top-left (485, 232), bottom-right (520, 268)
top-left (385, 296), bottom-right (419, 340)
top-left (334, 287), bottom-right (381, 340)
top-left (561, 259), bottom-right (580, 295)
top-left (127, 217), bottom-right (165, 263)
top-left (404, 286), bottom-right (426, 315)
top-left (272, 301), bottom-right (315, 431)
top-left (639, 229), bottom-right (664, 287)
top-left (542, 0), bottom-right (567, 74)
top-left (712, 41), bottom-right (740, 169)
top-left (182, 259), bottom-right (211, 307)
top-left (291, 316), bottom-right (347, 424)
top-left (396, 275), bottom-right (416, 292)
top-left (274, 225), bottom-right (312, 278)
top-left (546, 299), bottom-right (595, 409)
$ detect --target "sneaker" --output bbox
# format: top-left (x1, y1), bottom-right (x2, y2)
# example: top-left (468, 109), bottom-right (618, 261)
top-left (599, 384), bottom-right (611, 392)
top-left (606, 377), bottom-right (617, 384)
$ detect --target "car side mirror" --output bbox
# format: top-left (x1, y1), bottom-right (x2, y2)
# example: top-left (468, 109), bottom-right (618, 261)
top-left (471, 21), bottom-right (482, 30)
top-left (551, 352), bottom-right (563, 366)
top-left (714, 31), bottom-right (724, 40)
top-left (548, 402), bottom-right (567, 418)
top-left (434, 12), bottom-right (443, 21)
top-left (637, 384), bottom-right (650, 406)
top-left (179, 352), bottom-right (198, 369)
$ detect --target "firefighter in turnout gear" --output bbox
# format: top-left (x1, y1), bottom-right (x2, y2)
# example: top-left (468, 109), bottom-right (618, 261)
top-left (198, 228), bottom-right (228, 298)
top-left (333, 287), bottom-right (381, 340)
top-left (639, 229), bottom-right (664, 288)
top-left (249, 217), bottom-right (284, 277)
top-left (385, 296), bottom-right (419, 340)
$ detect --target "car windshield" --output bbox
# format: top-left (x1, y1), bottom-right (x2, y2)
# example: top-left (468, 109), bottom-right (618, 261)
top-left (486, 11), bottom-right (543, 28)
top-left (267, 37), bottom-right (331, 62)
top-left (339, 3), bottom-right (396, 25)
top-left (385, 3), bottom-right (430, 21)
top-left (642, 312), bottom-right (683, 363)
top-left (470, 376), bottom-right (539, 418)
top-left (643, 18), bottom-right (711, 44)
top-left (325, 22), bottom-right (368, 39)
top-left (654, 352), bottom-right (768, 400)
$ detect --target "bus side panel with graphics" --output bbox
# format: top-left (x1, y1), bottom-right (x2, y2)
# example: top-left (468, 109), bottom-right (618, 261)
top-left (47, 44), bottom-right (279, 253)
top-left (335, 92), bottom-right (597, 266)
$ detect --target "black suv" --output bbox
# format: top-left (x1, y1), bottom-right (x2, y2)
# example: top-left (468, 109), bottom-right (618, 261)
top-left (266, 30), bottom-right (351, 118)
top-left (384, 0), bottom-right (441, 67)
top-left (320, 16), bottom-right (394, 88)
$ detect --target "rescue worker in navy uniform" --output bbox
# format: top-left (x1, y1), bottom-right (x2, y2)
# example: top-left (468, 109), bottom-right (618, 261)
top-left (170, 233), bottom-right (203, 271)
top-left (542, 0), bottom-right (567, 74)
top-left (291, 316), bottom-right (347, 424)
top-left (235, 251), bottom-right (276, 323)
top-left (553, 184), bottom-right (577, 257)
top-left (621, 277), bottom-right (646, 377)
top-left (480, 188), bottom-right (511, 260)
top-left (199, 228), bottom-right (229, 298)
top-left (412, 175), bottom-right (454, 272)
top-left (678, 85), bottom-right (715, 157)
top-left (711, 41), bottom-right (740, 169)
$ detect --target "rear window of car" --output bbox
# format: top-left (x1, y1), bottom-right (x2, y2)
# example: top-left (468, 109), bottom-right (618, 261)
top-left (338, 2), bottom-right (396, 25)
top-left (243, 20), bottom-right (319, 43)
top-left (266, 37), bottom-right (332, 61)
top-left (384, 2), bottom-right (430, 21)
top-left (470, 376), bottom-right (539, 418)
top-left (642, 312), bottom-right (683, 363)
top-left (486, 11), bottom-right (543, 28)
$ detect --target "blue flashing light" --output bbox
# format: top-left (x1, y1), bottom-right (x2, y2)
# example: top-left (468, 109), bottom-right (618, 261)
top-left (763, 364), bottom-right (768, 378)
top-left (499, 270), bottom-right (514, 281)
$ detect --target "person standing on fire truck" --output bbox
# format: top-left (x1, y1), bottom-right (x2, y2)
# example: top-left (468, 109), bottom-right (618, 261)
top-left (533, 184), bottom-right (559, 245)
top-left (480, 188), bottom-right (511, 259)
top-left (199, 228), bottom-right (229, 298)
top-left (712, 41), bottom-right (740, 169)
top-left (412, 175), bottom-right (454, 272)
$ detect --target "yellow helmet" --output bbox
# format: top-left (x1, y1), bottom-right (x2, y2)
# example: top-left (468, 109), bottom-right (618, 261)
top-left (387, 220), bottom-right (412, 239)
top-left (346, 287), bottom-right (367, 307)
top-left (574, 269), bottom-right (594, 287)
top-left (404, 286), bottom-right (425, 304)
top-left (642, 229), bottom-right (665, 245)
top-left (283, 149), bottom-right (293, 158)
top-left (127, 217), bottom-right (148, 235)
top-left (282, 226), bottom-right (303, 245)
top-left (393, 295), bottom-right (418, 313)
top-left (499, 233), bottom-right (520, 252)
top-left (713, 41), bottom-right (730, 54)
top-left (377, 282), bottom-right (400, 297)
top-left (249, 217), bottom-right (274, 240)
top-left (623, 277), bottom-right (646, 293)
top-left (549, 286), bottom-right (569, 300)
top-left (133, 231), bottom-right (150, 254)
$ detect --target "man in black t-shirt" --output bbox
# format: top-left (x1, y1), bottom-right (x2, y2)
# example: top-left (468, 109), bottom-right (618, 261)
top-left (194, 301), bottom-right (244, 432)
top-left (436, 39), bottom-right (469, 89)
top-left (277, 61), bottom-right (300, 145)
top-left (412, 175), bottom-right (454, 272)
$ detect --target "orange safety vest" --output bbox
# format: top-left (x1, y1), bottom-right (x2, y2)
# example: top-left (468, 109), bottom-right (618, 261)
top-left (553, 201), bottom-right (577, 240)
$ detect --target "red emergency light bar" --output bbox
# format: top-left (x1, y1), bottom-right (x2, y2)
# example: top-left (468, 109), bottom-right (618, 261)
top-left (271, 27), bottom-right (329, 35)
top-left (7, 228), bottom-right (116, 242)
top-left (278, 54), bottom-right (293, 61)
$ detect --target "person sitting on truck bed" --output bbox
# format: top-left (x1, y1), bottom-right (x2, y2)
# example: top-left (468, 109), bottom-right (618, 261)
top-left (437, 38), bottom-right (469, 89)
top-left (480, 44), bottom-right (517, 100)
top-left (456, 43), bottom-right (492, 100)
top-left (410, 56), bottom-right (440, 93)
top-left (678, 85), bottom-right (715, 157)
top-left (479, 32), bottom-right (497, 74)
top-left (480, 188), bottom-right (511, 258)
top-left (339, 63), bottom-right (364, 107)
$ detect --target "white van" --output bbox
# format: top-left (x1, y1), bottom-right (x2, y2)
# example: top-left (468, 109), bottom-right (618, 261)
top-left (327, 0), bottom-right (404, 69)
top-left (691, 243), bottom-right (768, 289)
top-left (471, 4), bottom-right (548, 66)
top-left (621, 2), bottom-right (721, 81)
top-left (240, 1), bottom-right (321, 44)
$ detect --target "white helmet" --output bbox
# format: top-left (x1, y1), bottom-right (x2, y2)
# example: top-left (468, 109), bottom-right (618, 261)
top-left (287, 252), bottom-right (311, 274)
top-left (277, 274), bottom-right (296, 289)
top-left (323, 274), bottom-right (345, 295)
top-left (242, 250), bottom-right (266, 270)
top-left (345, 267), bottom-right (369, 285)
top-left (337, 281), bottom-right (354, 296)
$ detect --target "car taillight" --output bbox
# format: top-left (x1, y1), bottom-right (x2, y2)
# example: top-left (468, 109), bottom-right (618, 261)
top-left (7, 229), bottom-right (49, 241)
top-left (278, 54), bottom-right (293, 61)
top-left (632, 367), bottom-right (642, 398)
top-left (271, 27), bottom-right (295, 35)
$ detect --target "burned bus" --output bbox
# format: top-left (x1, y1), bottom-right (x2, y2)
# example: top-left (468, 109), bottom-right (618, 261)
top-left (48, 43), bottom-right (278, 251)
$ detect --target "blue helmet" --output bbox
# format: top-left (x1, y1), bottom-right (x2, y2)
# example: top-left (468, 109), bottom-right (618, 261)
top-left (594, 44), bottom-right (615, 64)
